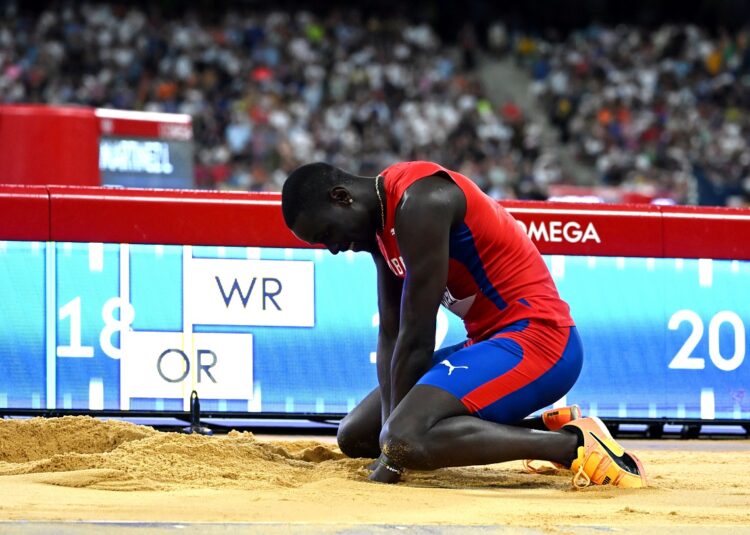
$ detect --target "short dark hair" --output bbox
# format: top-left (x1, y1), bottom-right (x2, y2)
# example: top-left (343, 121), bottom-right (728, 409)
top-left (281, 162), bottom-right (346, 228)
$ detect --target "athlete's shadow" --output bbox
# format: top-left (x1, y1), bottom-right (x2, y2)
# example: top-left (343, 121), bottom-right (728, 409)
top-left (400, 465), bottom-right (569, 490)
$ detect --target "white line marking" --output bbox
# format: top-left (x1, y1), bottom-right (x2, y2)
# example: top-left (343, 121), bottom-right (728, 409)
top-left (586, 256), bottom-right (596, 269)
top-left (507, 208), bottom-right (660, 217)
top-left (45, 242), bottom-right (56, 409)
top-left (675, 259), bottom-right (684, 271)
top-left (0, 241), bottom-right (7, 253)
top-left (284, 248), bottom-right (294, 259)
top-left (217, 246), bottom-right (226, 258)
top-left (616, 257), bottom-right (625, 269)
top-left (248, 383), bottom-right (262, 412)
top-left (661, 212), bottom-right (750, 221)
top-left (508, 207), bottom-right (750, 220)
top-left (120, 243), bottom-right (130, 303)
top-left (370, 351), bottom-right (377, 364)
top-left (155, 244), bottom-right (164, 257)
top-left (118, 244), bottom-right (131, 410)
top-left (700, 388), bottom-right (715, 420)
top-left (60, 195), bottom-right (281, 206)
top-left (95, 108), bottom-right (191, 123)
top-left (731, 260), bottom-right (740, 273)
top-left (88, 242), bottom-right (104, 272)
top-left (646, 258), bottom-right (655, 270)
top-left (698, 258), bottom-right (713, 287)
top-left (89, 378), bottom-right (104, 410)
top-left (246, 247), bottom-right (261, 259)
top-left (550, 255), bottom-right (565, 279)
top-left (181, 245), bottom-right (193, 413)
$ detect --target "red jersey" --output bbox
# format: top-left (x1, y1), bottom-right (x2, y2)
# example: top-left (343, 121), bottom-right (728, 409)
top-left (376, 161), bottom-right (574, 342)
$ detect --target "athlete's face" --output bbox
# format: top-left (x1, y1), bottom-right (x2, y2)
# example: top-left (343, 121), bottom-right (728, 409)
top-left (291, 191), bottom-right (375, 254)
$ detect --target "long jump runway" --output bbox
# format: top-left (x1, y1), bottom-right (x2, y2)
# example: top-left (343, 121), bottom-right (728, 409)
top-left (0, 417), bottom-right (748, 533)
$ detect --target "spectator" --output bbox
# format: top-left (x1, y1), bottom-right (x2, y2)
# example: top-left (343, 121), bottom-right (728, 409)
top-left (516, 24), bottom-right (750, 205)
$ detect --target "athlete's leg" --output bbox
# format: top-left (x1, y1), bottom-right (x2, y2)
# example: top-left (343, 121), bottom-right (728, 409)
top-left (379, 384), bottom-right (578, 471)
top-left (515, 416), bottom-right (546, 430)
top-left (517, 404), bottom-right (583, 431)
top-left (336, 387), bottom-right (382, 458)
top-left (338, 339), bottom-right (468, 459)
top-left (373, 322), bottom-right (583, 478)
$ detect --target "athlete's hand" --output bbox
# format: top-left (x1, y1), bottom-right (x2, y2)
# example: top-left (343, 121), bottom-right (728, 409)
top-left (368, 462), bottom-right (402, 484)
top-left (367, 455), bottom-right (403, 484)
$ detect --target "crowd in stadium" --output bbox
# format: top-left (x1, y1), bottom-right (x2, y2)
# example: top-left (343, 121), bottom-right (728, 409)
top-left (1, 1), bottom-right (749, 206)
top-left (516, 24), bottom-right (750, 206)
top-left (0, 3), bottom-right (546, 200)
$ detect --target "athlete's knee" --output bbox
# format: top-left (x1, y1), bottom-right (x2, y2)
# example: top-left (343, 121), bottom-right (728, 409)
top-left (378, 423), bottom-right (433, 470)
top-left (337, 417), bottom-right (380, 459)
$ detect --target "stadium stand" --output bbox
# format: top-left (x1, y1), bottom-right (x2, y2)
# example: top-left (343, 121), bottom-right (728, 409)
top-left (515, 24), bottom-right (750, 206)
top-left (0, 3), bottom-right (548, 200)
top-left (2, 1), bottom-right (749, 205)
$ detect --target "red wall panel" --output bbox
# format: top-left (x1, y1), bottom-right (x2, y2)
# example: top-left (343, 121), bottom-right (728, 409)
top-left (0, 185), bottom-right (50, 240)
top-left (661, 205), bottom-right (750, 260)
top-left (503, 201), bottom-right (664, 257)
top-left (48, 187), bottom-right (308, 248)
top-left (1, 186), bottom-right (749, 260)
top-left (0, 105), bottom-right (99, 187)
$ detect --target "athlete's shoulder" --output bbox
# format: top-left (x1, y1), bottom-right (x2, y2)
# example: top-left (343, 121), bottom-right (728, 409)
top-left (380, 160), bottom-right (448, 179)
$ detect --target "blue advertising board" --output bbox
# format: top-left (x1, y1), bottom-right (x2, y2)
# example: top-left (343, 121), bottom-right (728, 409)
top-left (0, 240), bottom-right (748, 420)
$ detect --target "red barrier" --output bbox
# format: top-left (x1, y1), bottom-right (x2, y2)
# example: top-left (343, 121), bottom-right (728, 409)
top-left (0, 185), bottom-right (50, 240)
top-left (1, 186), bottom-right (749, 259)
top-left (501, 201), bottom-right (664, 257)
top-left (0, 105), bottom-right (100, 186)
top-left (46, 186), bottom-right (307, 247)
top-left (659, 204), bottom-right (750, 260)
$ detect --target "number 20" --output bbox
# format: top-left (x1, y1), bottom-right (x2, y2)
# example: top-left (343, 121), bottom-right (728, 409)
top-left (668, 310), bottom-right (746, 371)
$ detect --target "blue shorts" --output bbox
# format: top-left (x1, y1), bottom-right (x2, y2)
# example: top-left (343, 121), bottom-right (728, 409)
top-left (417, 319), bottom-right (583, 424)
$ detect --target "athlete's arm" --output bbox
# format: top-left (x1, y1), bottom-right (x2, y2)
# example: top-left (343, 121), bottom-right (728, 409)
top-left (389, 175), bottom-right (465, 410)
top-left (372, 252), bottom-right (403, 424)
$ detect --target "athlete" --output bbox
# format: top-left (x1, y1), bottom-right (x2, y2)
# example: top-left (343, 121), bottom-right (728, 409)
top-left (281, 161), bottom-right (646, 488)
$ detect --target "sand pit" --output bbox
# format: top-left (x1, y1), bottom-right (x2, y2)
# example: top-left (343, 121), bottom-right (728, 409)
top-left (0, 416), bottom-right (748, 531)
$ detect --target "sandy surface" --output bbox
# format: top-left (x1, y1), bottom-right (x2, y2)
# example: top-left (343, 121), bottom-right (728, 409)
top-left (0, 417), bottom-right (749, 531)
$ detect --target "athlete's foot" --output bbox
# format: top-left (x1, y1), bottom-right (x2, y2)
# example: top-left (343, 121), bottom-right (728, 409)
top-left (523, 404), bottom-right (582, 473)
top-left (541, 404), bottom-right (582, 431)
top-left (563, 416), bottom-right (647, 488)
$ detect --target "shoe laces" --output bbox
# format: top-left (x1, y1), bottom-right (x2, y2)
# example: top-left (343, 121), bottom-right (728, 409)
top-left (572, 463), bottom-right (591, 489)
top-left (522, 459), bottom-right (562, 474)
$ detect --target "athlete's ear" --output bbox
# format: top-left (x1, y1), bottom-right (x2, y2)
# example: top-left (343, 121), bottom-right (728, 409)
top-left (330, 186), bottom-right (353, 206)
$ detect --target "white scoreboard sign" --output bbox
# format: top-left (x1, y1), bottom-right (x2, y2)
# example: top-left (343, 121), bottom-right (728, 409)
top-left (119, 253), bottom-right (314, 410)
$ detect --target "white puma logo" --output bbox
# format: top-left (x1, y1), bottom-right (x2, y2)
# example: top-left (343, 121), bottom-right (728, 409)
top-left (440, 359), bottom-right (469, 376)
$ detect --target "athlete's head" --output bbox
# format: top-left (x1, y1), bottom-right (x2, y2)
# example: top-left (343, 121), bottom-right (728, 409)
top-left (281, 162), bottom-right (380, 254)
